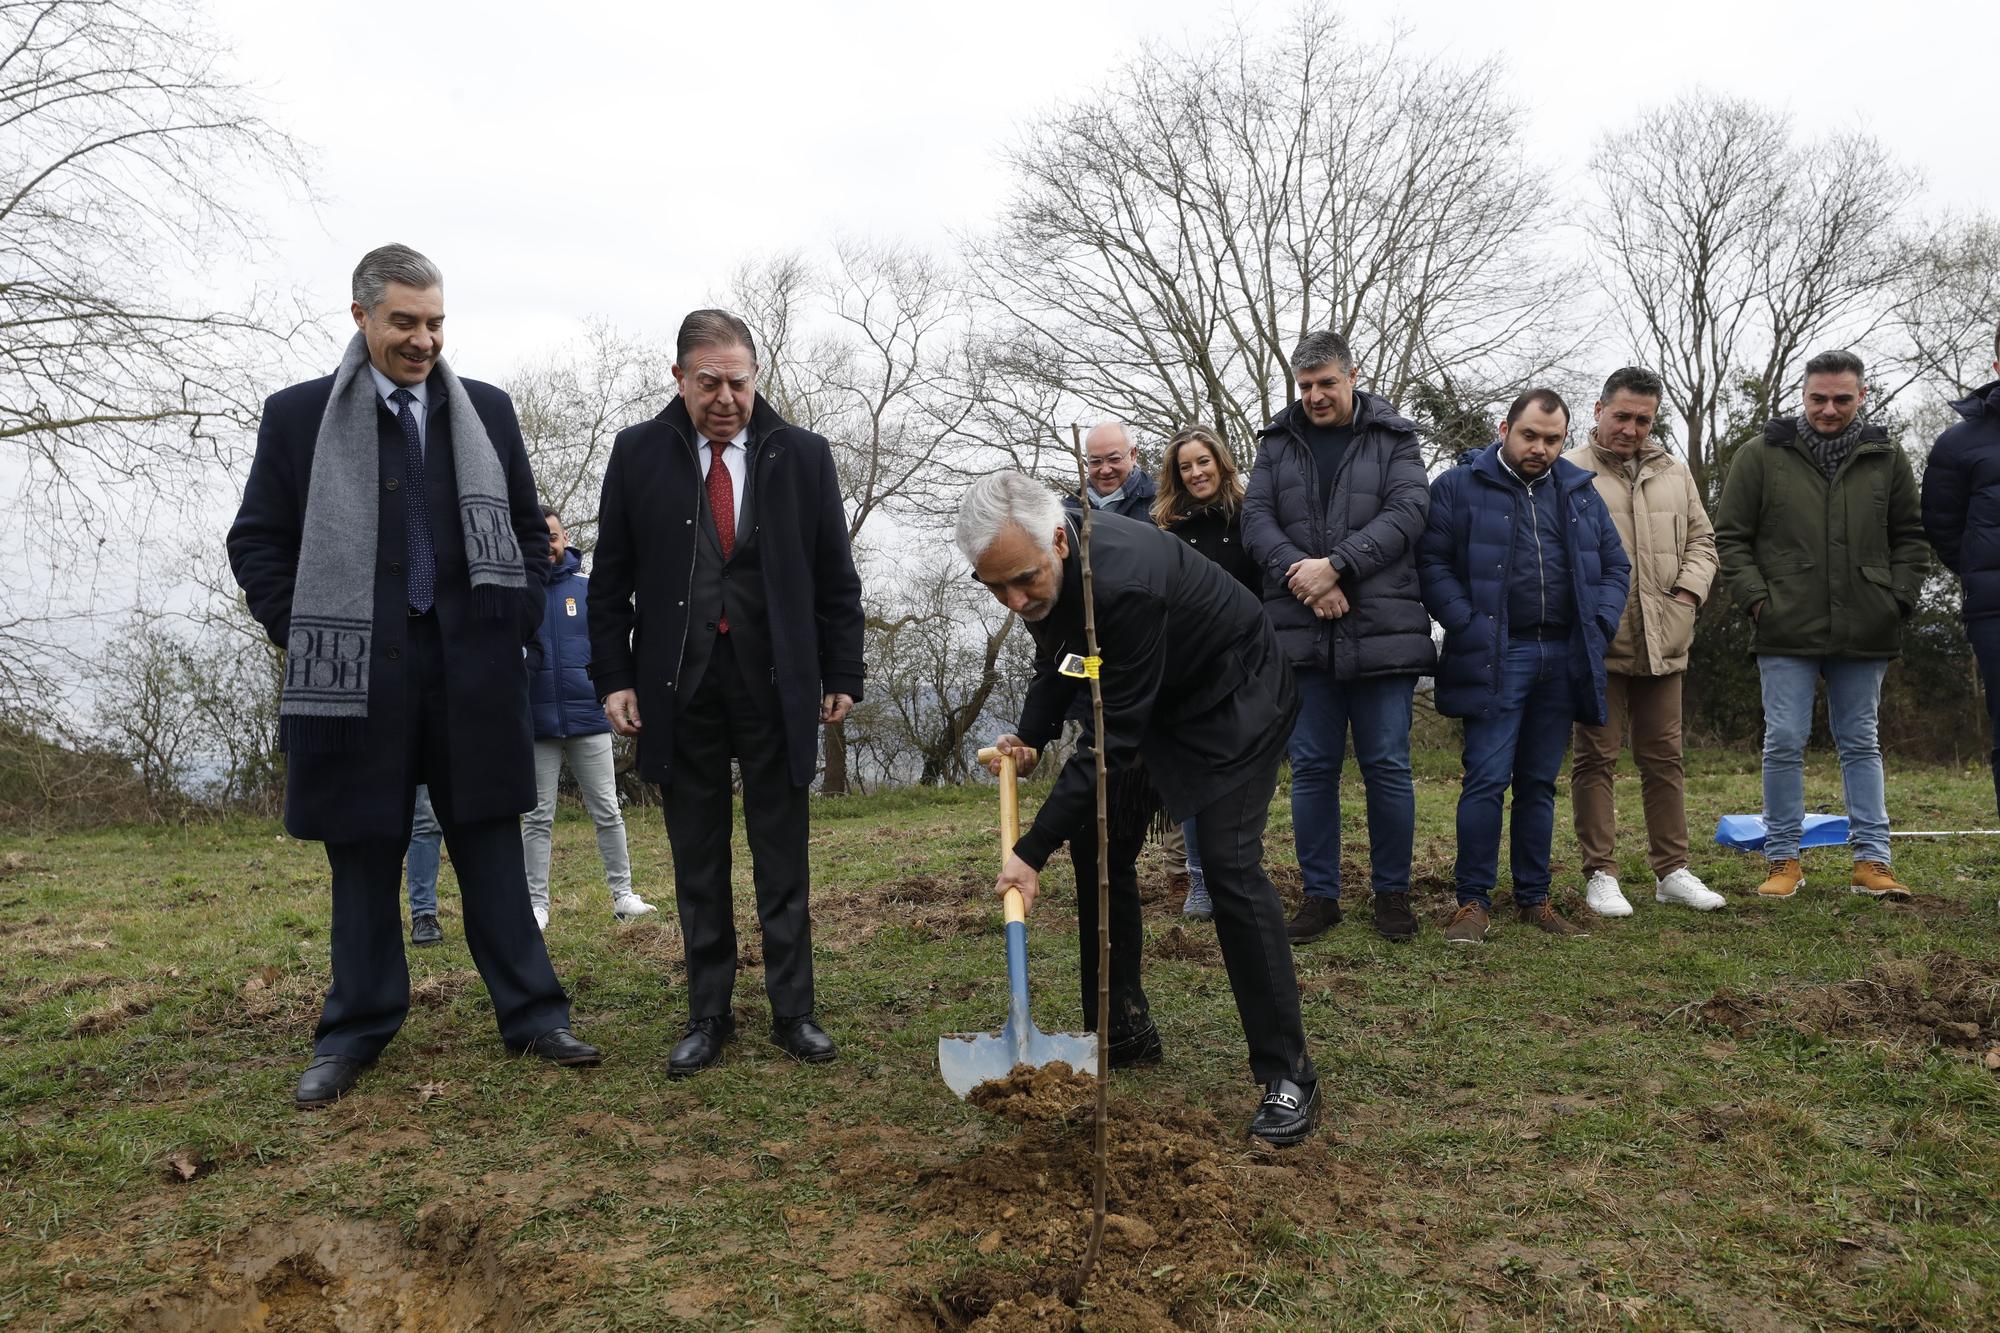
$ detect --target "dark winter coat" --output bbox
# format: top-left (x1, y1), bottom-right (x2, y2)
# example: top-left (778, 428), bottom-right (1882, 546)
top-left (1062, 467), bottom-right (1157, 521)
top-left (1417, 445), bottom-right (1631, 725)
top-left (531, 548), bottom-right (611, 740)
top-left (1241, 394), bottom-right (1436, 678)
top-left (1010, 512), bottom-right (1297, 868)
top-left (1714, 417), bottom-right (1928, 658)
top-left (587, 393), bottom-right (865, 788)
top-left (1161, 502), bottom-right (1259, 594)
top-left (227, 370), bottom-right (549, 842)
top-left (1921, 380), bottom-right (2000, 621)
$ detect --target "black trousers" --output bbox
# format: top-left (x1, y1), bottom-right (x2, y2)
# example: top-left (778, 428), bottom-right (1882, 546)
top-left (315, 612), bottom-right (571, 1061)
top-left (664, 634), bottom-right (815, 1021)
top-left (1192, 752), bottom-right (1315, 1086)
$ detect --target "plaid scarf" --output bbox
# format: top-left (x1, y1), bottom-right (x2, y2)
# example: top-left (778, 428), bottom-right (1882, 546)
top-left (1799, 414), bottom-right (1869, 480)
top-left (279, 333), bottom-right (527, 752)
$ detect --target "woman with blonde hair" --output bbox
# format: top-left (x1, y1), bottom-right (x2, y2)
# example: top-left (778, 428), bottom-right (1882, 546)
top-left (1152, 423), bottom-right (1259, 921)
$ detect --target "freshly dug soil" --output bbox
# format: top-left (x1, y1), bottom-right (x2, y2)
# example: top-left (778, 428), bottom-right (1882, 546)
top-left (904, 1077), bottom-right (1372, 1330)
top-left (1698, 950), bottom-right (2000, 1047)
top-left (966, 1062), bottom-right (1098, 1123)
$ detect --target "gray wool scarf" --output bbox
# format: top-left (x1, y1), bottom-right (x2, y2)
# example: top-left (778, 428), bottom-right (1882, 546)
top-left (279, 332), bottom-right (526, 752)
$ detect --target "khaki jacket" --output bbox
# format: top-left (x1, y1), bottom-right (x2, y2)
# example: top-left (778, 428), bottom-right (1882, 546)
top-left (1562, 436), bottom-right (1717, 675)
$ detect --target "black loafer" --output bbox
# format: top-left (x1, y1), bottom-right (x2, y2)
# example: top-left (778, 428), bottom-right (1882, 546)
top-left (1248, 1077), bottom-right (1318, 1147)
top-left (1107, 1020), bottom-right (1163, 1070)
top-left (770, 1015), bottom-right (837, 1064)
top-left (668, 1015), bottom-right (735, 1078)
top-left (411, 912), bottom-right (443, 947)
top-left (294, 1053), bottom-right (366, 1109)
top-left (516, 1026), bottom-right (601, 1067)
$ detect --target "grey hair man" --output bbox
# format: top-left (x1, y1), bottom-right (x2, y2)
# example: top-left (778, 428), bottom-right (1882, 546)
top-left (1241, 330), bottom-right (1435, 944)
top-left (1069, 419), bottom-right (1156, 518)
top-left (1564, 367), bottom-right (1724, 917)
top-left (963, 470), bottom-right (1319, 1146)
top-left (228, 243), bottom-right (599, 1109)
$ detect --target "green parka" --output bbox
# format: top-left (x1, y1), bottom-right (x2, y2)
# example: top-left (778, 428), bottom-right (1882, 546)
top-left (1713, 418), bottom-right (1929, 659)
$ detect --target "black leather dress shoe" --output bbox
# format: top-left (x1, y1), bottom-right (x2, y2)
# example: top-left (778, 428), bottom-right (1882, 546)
top-left (1107, 1020), bottom-right (1164, 1070)
top-left (667, 1015), bottom-right (735, 1078)
top-left (517, 1027), bottom-right (602, 1067)
top-left (411, 912), bottom-right (443, 947)
top-left (294, 1054), bottom-right (366, 1109)
top-left (770, 1015), bottom-right (837, 1064)
top-left (1247, 1077), bottom-right (1318, 1147)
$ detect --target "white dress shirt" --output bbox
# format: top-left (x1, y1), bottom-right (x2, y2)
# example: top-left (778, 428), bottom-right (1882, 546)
top-left (697, 427), bottom-right (750, 528)
top-left (370, 366), bottom-right (430, 457)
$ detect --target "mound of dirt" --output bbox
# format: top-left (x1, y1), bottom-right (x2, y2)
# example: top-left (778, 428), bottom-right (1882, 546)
top-left (903, 1087), bottom-right (1372, 1329)
top-left (1148, 923), bottom-right (1218, 963)
top-left (1697, 951), bottom-right (2000, 1047)
top-left (966, 1062), bottom-right (1097, 1123)
top-left (126, 1204), bottom-right (521, 1332)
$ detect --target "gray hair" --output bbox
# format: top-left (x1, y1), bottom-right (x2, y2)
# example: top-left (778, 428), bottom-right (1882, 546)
top-left (1290, 330), bottom-right (1355, 375)
top-left (1084, 419), bottom-right (1132, 451)
top-left (352, 243), bottom-right (443, 311)
top-left (955, 471), bottom-right (1066, 564)
top-left (677, 308), bottom-right (759, 366)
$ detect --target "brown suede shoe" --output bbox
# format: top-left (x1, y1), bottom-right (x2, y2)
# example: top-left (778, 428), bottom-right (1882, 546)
top-left (1849, 860), bottom-right (1913, 901)
top-left (1517, 901), bottom-right (1588, 937)
top-left (1756, 859), bottom-right (1805, 898)
top-left (1442, 902), bottom-right (1490, 946)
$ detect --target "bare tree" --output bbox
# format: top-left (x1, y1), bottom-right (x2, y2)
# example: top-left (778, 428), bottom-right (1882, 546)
top-left (1587, 91), bottom-right (1917, 492)
top-left (0, 0), bottom-right (310, 699)
top-left (966, 5), bottom-right (1576, 464)
top-left (1889, 213), bottom-right (2000, 403)
top-left (509, 320), bottom-right (669, 553)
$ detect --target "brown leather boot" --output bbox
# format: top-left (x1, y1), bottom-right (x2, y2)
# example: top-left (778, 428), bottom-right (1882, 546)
top-left (1849, 860), bottom-right (1912, 901)
top-left (1755, 859), bottom-right (1805, 899)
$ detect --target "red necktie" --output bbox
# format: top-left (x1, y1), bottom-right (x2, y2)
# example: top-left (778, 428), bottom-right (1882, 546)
top-left (707, 440), bottom-right (734, 634)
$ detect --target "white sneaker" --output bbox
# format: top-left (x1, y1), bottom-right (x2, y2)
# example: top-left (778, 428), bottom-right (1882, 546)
top-left (1655, 867), bottom-right (1726, 911)
top-left (532, 904), bottom-right (550, 931)
top-left (612, 892), bottom-right (658, 922)
top-left (1584, 872), bottom-right (1633, 917)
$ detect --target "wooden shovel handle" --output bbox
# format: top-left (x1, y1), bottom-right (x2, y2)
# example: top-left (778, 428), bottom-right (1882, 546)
top-left (975, 744), bottom-right (1038, 858)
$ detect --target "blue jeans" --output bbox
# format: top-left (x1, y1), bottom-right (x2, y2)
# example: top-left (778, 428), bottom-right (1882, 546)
top-left (405, 784), bottom-right (442, 917)
top-left (1287, 671), bottom-right (1417, 901)
top-left (1454, 640), bottom-right (1574, 909)
top-left (1181, 818), bottom-right (1204, 890)
top-left (1757, 655), bottom-right (1891, 862)
top-left (1969, 617), bottom-right (2000, 821)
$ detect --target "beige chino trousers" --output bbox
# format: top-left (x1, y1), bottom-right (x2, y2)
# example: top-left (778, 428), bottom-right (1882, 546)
top-left (1570, 672), bottom-right (1689, 879)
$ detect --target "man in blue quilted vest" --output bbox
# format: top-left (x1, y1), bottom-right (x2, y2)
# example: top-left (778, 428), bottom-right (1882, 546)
top-left (524, 506), bottom-right (656, 930)
top-left (1418, 389), bottom-right (1631, 945)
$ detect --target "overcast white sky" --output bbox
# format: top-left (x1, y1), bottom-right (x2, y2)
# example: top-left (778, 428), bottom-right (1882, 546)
top-left (208, 0), bottom-right (1998, 383)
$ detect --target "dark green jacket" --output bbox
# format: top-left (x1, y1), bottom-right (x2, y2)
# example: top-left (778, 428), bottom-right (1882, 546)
top-left (1714, 418), bottom-right (1929, 659)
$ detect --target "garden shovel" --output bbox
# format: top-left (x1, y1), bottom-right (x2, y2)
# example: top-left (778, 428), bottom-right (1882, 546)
top-left (938, 745), bottom-right (1099, 1099)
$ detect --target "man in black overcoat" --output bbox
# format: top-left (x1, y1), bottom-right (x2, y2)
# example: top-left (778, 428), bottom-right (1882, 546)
top-left (960, 470), bottom-right (1319, 1146)
top-left (588, 309), bottom-right (865, 1077)
top-left (228, 244), bottom-right (599, 1108)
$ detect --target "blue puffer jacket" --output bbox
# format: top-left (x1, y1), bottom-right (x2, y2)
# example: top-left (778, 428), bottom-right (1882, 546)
top-left (1922, 380), bottom-right (2000, 621)
top-left (1417, 444), bottom-right (1631, 724)
top-left (531, 549), bottom-right (612, 740)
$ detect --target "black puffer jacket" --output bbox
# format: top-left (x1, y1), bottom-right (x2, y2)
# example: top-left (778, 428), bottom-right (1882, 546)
top-left (1240, 394), bottom-right (1436, 678)
top-left (1923, 380), bottom-right (2000, 620)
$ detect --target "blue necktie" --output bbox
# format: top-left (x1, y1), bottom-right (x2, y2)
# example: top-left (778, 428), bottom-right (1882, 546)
top-left (390, 388), bottom-right (436, 613)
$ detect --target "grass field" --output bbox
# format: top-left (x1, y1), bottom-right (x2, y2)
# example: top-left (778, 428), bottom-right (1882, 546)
top-left (4, 747), bottom-right (2000, 1330)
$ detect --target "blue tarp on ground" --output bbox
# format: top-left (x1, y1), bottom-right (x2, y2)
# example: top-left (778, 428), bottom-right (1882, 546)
top-left (1714, 813), bottom-right (1849, 852)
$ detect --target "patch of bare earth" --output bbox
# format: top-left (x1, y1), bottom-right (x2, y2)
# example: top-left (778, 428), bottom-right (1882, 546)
top-left (1695, 950), bottom-right (2000, 1050)
top-left (125, 1203), bottom-right (521, 1332)
top-left (896, 1064), bottom-right (1374, 1330)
